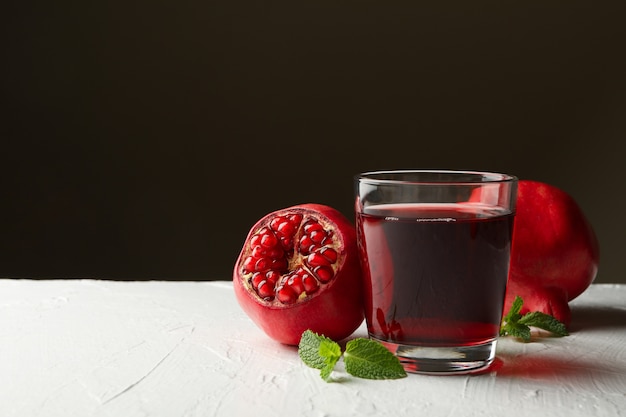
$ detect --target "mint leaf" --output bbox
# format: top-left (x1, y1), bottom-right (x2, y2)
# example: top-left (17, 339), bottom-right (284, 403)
top-left (318, 339), bottom-right (342, 381)
top-left (298, 330), bottom-right (341, 381)
top-left (503, 295), bottom-right (524, 323)
top-left (501, 321), bottom-right (532, 342)
top-left (500, 296), bottom-right (569, 342)
top-left (344, 338), bottom-right (407, 380)
top-left (519, 311), bottom-right (569, 337)
top-left (299, 330), bottom-right (335, 369)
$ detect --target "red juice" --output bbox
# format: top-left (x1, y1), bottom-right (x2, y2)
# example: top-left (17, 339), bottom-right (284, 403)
top-left (357, 203), bottom-right (514, 347)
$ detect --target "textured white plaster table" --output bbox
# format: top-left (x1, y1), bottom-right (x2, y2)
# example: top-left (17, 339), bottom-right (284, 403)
top-left (1, 280), bottom-right (625, 417)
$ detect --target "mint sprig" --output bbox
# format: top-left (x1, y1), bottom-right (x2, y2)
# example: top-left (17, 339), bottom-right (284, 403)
top-left (298, 330), bottom-right (407, 382)
top-left (500, 296), bottom-right (569, 342)
top-left (298, 330), bottom-right (341, 381)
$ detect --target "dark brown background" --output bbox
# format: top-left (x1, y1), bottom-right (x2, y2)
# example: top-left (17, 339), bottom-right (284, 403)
top-left (2, 1), bottom-right (625, 283)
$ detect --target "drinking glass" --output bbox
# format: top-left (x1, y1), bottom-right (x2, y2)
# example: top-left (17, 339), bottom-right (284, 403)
top-left (355, 170), bottom-right (517, 374)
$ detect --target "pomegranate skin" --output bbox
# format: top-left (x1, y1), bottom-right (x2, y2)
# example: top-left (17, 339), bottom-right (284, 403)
top-left (233, 203), bottom-right (364, 345)
top-left (510, 180), bottom-right (600, 300)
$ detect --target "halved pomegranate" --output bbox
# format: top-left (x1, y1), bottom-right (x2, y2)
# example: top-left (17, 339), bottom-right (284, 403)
top-left (233, 203), bottom-right (364, 345)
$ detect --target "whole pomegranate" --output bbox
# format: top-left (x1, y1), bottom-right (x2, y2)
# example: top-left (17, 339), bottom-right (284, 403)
top-left (233, 203), bottom-right (364, 345)
top-left (504, 180), bottom-right (600, 326)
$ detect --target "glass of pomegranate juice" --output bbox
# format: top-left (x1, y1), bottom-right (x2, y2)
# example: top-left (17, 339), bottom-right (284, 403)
top-left (355, 170), bottom-right (517, 374)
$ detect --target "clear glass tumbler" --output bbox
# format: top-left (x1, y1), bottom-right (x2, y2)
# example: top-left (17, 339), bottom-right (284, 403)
top-left (355, 170), bottom-right (518, 374)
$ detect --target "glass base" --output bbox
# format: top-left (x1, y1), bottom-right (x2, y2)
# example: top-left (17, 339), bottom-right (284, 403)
top-left (373, 337), bottom-right (498, 375)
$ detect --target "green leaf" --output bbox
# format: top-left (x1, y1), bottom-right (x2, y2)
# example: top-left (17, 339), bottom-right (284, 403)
top-left (318, 339), bottom-right (342, 382)
top-left (343, 338), bottom-right (407, 380)
top-left (503, 295), bottom-right (524, 323)
top-left (501, 321), bottom-right (532, 342)
top-left (299, 330), bottom-right (333, 369)
top-left (298, 330), bottom-right (341, 382)
top-left (519, 311), bottom-right (569, 337)
top-left (319, 338), bottom-right (342, 363)
top-left (319, 360), bottom-right (335, 382)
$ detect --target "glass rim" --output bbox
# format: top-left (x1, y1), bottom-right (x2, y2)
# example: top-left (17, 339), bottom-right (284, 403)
top-left (356, 169), bottom-right (517, 185)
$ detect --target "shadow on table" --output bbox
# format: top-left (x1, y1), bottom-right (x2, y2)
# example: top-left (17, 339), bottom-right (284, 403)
top-left (569, 305), bottom-right (626, 332)
top-left (486, 305), bottom-right (626, 389)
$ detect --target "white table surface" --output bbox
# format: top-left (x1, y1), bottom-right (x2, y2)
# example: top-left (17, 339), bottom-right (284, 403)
top-left (1, 280), bottom-right (625, 417)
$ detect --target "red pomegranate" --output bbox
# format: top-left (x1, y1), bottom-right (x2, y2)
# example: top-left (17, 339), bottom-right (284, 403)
top-left (233, 203), bottom-right (364, 345)
top-left (504, 180), bottom-right (600, 326)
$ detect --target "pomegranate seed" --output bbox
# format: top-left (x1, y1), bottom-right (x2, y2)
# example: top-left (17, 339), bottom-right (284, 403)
top-left (276, 285), bottom-right (297, 304)
top-left (319, 247), bottom-right (338, 263)
top-left (269, 258), bottom-right (288, 272)
top-left (303, 220), bottom-right (323, 234)
top-left (267, 247), bottom-right (284, 259)
top-left (306, 252), bottom-right (330, 267)
top-left (254, 257), bottom-right (269, 272)
top-left (280, 237), bottom-right (293, 250)
top-left (250, 272), bottom-right (264, 289)
top-left (260, 232), bottom-right (278, 249)
top-left (313, 265), bottom-right (334, 282)
top-left (250, 234), bottom-right (262, 247)
top-left (288, 214), bottom-right (303, 224)
top-left (265, 270), bottom-right (281, 285)
top-left (252, 245), bottom-right (284, 260)
top-left (299, 235), bottom-right (312, 245)
top-left (302, 274), bottom-right (319, 293)
top-left (299, 235), bottom-right (314, 254)
top-left (251, 246), bottom-right (264, 258)
top-left (277, 220), bottom-right (296, 237)
top-left (309, 230), bottom-right (326, 244)
top-left (269, 217), bottom-right (283, 231)
top-left (257, 280), bottom-right (275, 300)
top-left (308, 244), bottom-right (320, 254)
top-left (287, 275), bottom-right (304, 295)
top-left (243, 256), bottom-right (256, 273)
